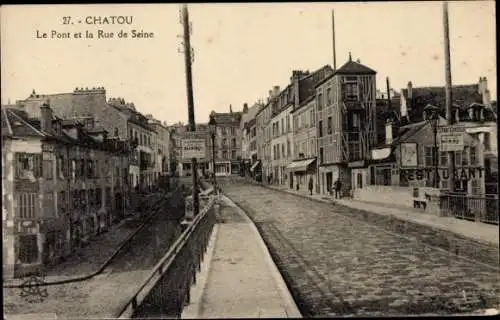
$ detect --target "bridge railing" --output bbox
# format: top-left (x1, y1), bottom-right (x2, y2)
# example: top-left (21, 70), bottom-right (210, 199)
top-left (117, 195), bottom-right (217, 319)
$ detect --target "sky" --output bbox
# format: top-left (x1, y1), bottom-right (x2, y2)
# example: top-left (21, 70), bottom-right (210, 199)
top-left (1, 1), bottom-right (496, 125)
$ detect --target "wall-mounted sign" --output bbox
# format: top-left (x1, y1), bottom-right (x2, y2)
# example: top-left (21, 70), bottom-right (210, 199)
top-left (437, 126), bottom-right (465, 152)
top-left (400, 143), bottom-right (418, 167)
top-left (181, 139), bottom-right (206, 160)
top-left (438, 134), bottom-right (464, 152)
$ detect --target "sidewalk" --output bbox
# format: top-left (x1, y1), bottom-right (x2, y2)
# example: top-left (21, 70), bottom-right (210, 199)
top-left (182, 195), bottom-right (302, 319)
top-left (3, 193), bottom-right (165, 287)
top-left (246, 178), bottom-right (499, 247)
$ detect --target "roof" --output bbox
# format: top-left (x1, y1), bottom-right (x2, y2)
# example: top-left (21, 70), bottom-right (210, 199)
top-left (212, 111), bottom-right (242, 125)
top-left (297, 65), bottom-right (334, 105)
top-left (1, 108), bottom-right (46, 137)
top-left (373, 120), bottom-right (428, 149)
top-left (315, 58), bottom-right (377, 88)
top-left (1, 107), bottom-right (128, 153)
top-left (401, 84), bottom-right (495, 122)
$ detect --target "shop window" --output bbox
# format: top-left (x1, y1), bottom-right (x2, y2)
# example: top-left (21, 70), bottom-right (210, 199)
top-left (17, 193), bottom-right (37, 219)
top-left (18, 235), bottom-right (38, 264)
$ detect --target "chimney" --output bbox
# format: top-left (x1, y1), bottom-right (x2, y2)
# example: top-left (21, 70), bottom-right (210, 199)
top-left (273, 86), bottom-right (280, 97)
top-left (385, 119), bottom-right (393, 145)
top-left (407, 81), bottom-right (413, 100)
top-left (483, 89), bottom-right (491, 105)
top-left (243, 103), bottom-right (249, 114)
top-left (400, 89), bottom-right (409, 119)
top-left (40, 102), bottom-right (53, 134)
top-left (356, 59), bottom-right (361, 63)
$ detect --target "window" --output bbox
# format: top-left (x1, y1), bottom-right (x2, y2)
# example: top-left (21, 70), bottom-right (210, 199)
top-left (43, 159), bottom-right (54, 180)
top-left (317, 93), bottom-right (324, 110)
top-left (59, 191), bottom-right (66, 213)
top-left (440, 179), bottom-right (449, 190)
top-left (471, 179), bottom-right (481, 195)
top-left (343, 81), bottom-right (359, 100)
top-left (18, 235), bottom-right (38, 264)
top-left (439, 152), bottom-right (448, 166)
top-left (231, 150), bottom-right (236, 159)
top-left (114, 128), bottom-right (119, 137)
top-left (484, 132), bottom-right (491, 151)
top-left (318, 121), bottom-right (323, 137)
top-left (287, 140), bottom-right (291, 157)
top-left (470, 147), bottom-right (477, 165)
top-left (454, 150), bottom-right (462, 166)
top-left (281, 119), bottom-right (284, 135)
top-left (232, 138), bottom-right (236, 148)
top-left (222, 151), bottom-right (228, 159)
top-left (281, 144), bottom-right (285, 158)
top-left (326, 87), bottom-right (332, 105)
top-left (222, 139), bottom-right (227, 147)
top-left (286, 116), bottom-right (290, 132)
top-left (15, 153), bottom-right (42, 179)
top-left (319, 147), bottom-right (324, 164)
top-left (327, 116), bottom-right (333, 135)
top-left (87, 160), bottom-right (94, 179)
top-left (80, 159), bottom-right (86, 178)
top-left (44, 193), bottom-right (54, 217)
top-left (352, 113), bottom-right (360, 129)
top-left (129, 129), bottom-right (133, 138)
top-left (18, 193), bottom-right (37, 219)
top-left (424, 146), bottom-right (437, 166)
top-left (310, 110), bottom-right (315, 127)
top-left (462, 147), bottom-right (470, 165)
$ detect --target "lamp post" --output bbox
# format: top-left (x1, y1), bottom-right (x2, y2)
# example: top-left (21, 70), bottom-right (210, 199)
top-left (424, 104), bottom-right (440, 188)
top-left (209, 114), bottom-right (217, 190)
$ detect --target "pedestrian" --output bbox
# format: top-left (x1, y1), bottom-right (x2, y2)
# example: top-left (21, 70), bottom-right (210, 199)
top-left (334, 179), bottom-right (342, 199)
top-left (308, 177), bottom-right (313, 196)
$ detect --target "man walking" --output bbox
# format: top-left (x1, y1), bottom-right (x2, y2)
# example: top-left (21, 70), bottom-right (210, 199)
top-left (308, 177), bottom-right (314, 196)
top-left (334, 178), bottom-right (342, 199)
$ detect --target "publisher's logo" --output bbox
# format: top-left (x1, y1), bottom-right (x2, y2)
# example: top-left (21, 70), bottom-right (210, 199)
top-left (19, 275), bottom-right (49, 303)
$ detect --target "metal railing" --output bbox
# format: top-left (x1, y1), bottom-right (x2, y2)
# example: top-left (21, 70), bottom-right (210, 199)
top-left (440, 193), bottom-right (499, 225)
top-left (117, 196), bottom-right (217, 319)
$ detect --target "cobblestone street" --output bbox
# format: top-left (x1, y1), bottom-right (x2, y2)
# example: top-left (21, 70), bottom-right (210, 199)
top-left (220, 179), bottom-right (500, 317)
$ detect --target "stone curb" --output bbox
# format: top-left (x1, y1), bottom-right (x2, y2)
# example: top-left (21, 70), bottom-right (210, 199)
top-left (3, 191), bottom-right (177, 288)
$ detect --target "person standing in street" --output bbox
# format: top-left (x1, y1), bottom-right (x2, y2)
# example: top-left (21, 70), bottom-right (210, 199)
top-left (308, 177), bottom-right (314, 196)
top-left (334, 178), bottom-right (342, 199)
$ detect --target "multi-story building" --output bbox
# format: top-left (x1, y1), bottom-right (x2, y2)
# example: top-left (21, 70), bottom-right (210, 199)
top-left (16, 88), bottom-right (156, 191)
top-left (255, 88), bottom-right (280, 182)
top-left (209, 107), bottom-right (243, 176)
top-left (270, 66), bottom-right (334, 188)
top-left (2, 103), bottom-right (129, 278)
top-left (315, 55), bottom-right (377, 195)
top-left (290, 95), bottom-right (318, 191)
top-left (240, 102), bottom-right (262, 176)
top-left (147, 117), bottom-right (170, 182)
top-left (108, 98), bottom-right (156, 191)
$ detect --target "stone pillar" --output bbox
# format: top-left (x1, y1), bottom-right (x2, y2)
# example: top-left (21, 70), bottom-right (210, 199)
top-left (421, 187), bottom-right (443, 216)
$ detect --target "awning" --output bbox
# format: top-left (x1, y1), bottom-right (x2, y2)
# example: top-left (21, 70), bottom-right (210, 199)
top-left (286, 158), bottom-right (316, 172)
top-left (250, 160), bottom-right (261, 172)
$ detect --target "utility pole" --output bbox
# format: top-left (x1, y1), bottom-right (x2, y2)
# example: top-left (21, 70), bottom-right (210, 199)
top-left (443, 1), bottom-right (456, 191)
top-left (181, 4), bottom-right (199, 216)
top-left (386, 77), bottom-right (392, 111)
top-left (331, 9), bottom-right (337, 70)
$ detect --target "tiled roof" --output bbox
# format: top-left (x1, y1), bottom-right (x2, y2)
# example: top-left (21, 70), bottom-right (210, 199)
top-left (401, 84), bottom-right (487, 122)
top-left (1, 108), bottom-right (45, 137)
top-left (315, 59), bottom-right (377, 88)
top-left (213, 112), bottom-right (242, 125)
top-left (335, 60), bottom-right (377, 75)
top-left (298, 65), bottom-right (334, 105)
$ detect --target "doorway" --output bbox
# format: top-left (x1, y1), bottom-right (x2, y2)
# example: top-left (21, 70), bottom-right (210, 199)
top-left (326, 172), bottom-right (333, 194)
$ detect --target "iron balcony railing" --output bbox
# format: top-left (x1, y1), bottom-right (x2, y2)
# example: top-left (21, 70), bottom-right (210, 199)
top-left (117, 196), bottom-right (216, 319)
top-left (440, 193), bottom-right (499, 225)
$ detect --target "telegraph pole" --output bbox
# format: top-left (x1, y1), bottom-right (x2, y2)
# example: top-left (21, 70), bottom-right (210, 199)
top-left (331, 9), bottom-right (337, 70)
top-left (181, 4), bottom-right (199, 216)
top-left (443, 1), bottom-right (456, 191)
